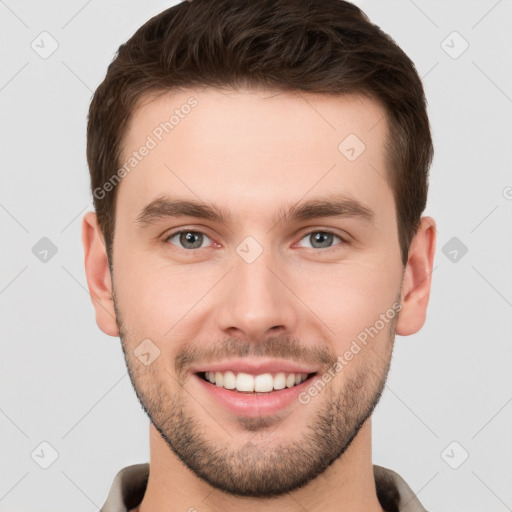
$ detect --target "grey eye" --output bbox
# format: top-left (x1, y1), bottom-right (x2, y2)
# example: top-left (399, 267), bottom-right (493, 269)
top-left (299, 231), bottom-right (342, 249)
top-left (167, 231), bottom-right (211, 250)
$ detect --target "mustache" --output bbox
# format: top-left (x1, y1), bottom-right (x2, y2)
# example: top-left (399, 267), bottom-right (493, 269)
top-left (174, 335), bottom-right (338, 379)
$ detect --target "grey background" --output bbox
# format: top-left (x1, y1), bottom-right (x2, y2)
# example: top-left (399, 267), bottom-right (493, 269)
top-left (1, 1), bottom-right (511, 511)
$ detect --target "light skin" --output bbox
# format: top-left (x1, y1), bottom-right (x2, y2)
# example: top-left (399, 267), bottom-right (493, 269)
top-left (82, 87), bottom-right (436, 512)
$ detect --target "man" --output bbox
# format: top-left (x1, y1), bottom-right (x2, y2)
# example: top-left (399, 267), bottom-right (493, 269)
top-left (82, 0), bottom-right (436, 510)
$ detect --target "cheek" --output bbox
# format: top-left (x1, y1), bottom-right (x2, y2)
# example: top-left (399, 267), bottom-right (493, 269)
top-left (113, 255), bottom-right (215, 338)
top-left (292, 258), bottom-right (401, 348)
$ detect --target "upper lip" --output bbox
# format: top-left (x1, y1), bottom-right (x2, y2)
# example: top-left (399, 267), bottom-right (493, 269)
top-left (190, 358), bottom-right (320, 375)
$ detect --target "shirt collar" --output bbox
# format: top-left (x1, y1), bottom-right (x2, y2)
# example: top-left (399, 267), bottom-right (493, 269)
top-left (100, 463), bottom-right (429, 512)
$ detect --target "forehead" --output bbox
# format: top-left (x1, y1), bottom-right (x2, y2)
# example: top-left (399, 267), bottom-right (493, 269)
top-left (117, 87), bottom-right (392, 226)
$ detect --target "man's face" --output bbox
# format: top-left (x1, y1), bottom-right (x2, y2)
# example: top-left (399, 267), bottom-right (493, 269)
top-left (110, 88), bottom-right (405, 496)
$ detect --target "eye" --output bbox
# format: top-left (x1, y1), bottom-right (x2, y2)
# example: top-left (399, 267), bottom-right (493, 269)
top-left (297, 230), bottom-right (345, 249)
top-left (165, 230), bottom-right (213, 250)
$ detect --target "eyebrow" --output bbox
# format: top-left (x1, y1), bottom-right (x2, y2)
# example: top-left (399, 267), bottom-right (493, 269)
top-left (135, 194), bottom-right (375, 228)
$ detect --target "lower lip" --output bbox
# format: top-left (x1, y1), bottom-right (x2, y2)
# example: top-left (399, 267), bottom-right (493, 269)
top-left (193, 373), bottom-right (317, 417)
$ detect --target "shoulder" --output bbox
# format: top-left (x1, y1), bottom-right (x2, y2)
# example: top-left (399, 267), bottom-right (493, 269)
top-left (373, 464), bottom-right (430, 512)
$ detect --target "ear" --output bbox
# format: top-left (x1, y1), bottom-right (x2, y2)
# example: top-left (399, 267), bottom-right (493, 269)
top-left (395, 216), bottom-right (437, 336)
top-left (81, 211), bottom-right (119, 337)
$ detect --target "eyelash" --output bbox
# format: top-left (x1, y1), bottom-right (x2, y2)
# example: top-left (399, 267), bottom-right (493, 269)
top-left (163, 228), bottom-right (347, 252)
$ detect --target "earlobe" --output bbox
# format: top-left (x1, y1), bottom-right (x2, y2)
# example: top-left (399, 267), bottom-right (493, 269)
top-left (81, 211), bottom-right (119, 337)
top-left (395, 216), bottom-right (437, 336)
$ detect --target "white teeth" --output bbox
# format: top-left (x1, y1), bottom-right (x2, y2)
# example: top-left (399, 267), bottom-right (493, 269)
top-left (202, 370), bottom-right (312, 392)
top-left (236, 372), bottom-right (254, 392)
top-left (273, 372), bottom-right (286, 390)
top-left (254, 373), bottom-right (274, 392)
top-left (223, 370), bottom-right (236, 389)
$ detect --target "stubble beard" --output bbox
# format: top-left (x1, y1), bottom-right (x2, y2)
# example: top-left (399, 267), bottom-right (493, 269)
top-left (113, 294), bottom-right (397, 498)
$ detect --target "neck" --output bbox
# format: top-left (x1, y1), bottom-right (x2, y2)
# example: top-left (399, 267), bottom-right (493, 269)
top-left (136, 418), bottom-right (384, 512)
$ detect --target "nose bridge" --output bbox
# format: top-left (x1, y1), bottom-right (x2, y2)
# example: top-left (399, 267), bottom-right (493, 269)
top-left (216, 239), bottom-right (297, 340)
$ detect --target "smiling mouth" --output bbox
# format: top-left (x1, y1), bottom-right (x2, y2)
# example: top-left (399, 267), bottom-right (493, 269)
top-left (197, 371), bottom-right (318, 394)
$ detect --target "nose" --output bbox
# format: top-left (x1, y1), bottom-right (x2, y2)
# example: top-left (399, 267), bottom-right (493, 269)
top-left (215, 246), bottom-right (299, 342)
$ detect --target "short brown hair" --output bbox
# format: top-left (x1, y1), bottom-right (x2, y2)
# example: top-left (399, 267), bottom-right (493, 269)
top-left (87, 0), bottom-right (433, 267)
